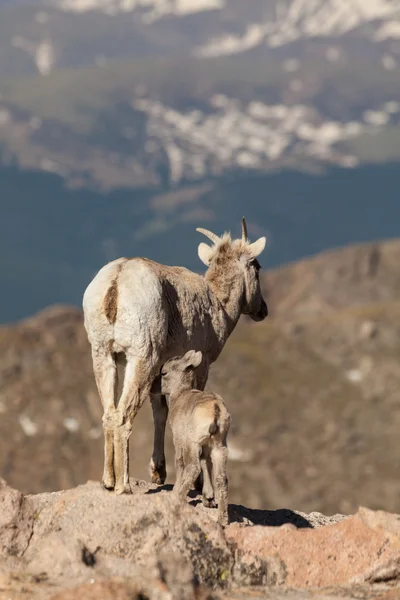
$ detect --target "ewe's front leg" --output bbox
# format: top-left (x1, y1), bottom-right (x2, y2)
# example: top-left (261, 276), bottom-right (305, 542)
top-left (150, 394), bottom-right (168, 485)
top-left (114, 356), bottom-right (154, 494)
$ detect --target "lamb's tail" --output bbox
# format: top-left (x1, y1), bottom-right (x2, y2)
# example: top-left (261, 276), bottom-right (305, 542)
top-left (209, 402), bottom-right (220, 435)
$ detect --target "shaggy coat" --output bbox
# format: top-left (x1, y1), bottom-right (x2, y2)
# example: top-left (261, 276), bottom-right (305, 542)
top-left (83, 219), bottom-right (267, 494)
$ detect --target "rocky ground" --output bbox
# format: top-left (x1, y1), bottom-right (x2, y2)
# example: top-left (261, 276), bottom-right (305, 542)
top-left (1, 476), bottom-right (400, 600)
top-left (1, 239), bottom-right (400, 598)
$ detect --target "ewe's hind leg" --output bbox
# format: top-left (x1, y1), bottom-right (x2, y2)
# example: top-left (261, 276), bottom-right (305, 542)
top-left (150, 394), bottom-right (168, 484)
top-left (176, 446), bottom-right (201, 501)
top-left (201, 449), bottom-right (216, 508)
top-left (212, 445), bottom-right (229, 527)
top-left (92, 347), bottom-right (117, 491)
top-left (114, 356), bottom-right (155, 495)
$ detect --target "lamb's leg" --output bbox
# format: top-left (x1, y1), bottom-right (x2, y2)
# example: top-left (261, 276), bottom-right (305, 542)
top-left (114, 356), bottom-right (154, 494)
top-left (92, 347), bottom-right (117, 491)
top-left (175, 446), bottom-right (201, 500)
top-left (193, 366), bottom-right (209, 492)
top-left (211, 445), bottom-right (229, 527)
top-left (201, 449), bottom-right (216, 508)
top-left (174, 450), bottom-right (184, 493)
top-left (150, 394), bottom-right (168, 485)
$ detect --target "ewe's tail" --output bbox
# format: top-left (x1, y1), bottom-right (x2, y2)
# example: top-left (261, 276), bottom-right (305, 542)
top-left (114, 351), bottom-right (127, 408)
top-left (209, 403), bottom-right (220, 435)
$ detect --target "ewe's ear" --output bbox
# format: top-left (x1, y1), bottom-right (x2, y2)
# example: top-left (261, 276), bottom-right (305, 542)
top-left (248, 236), bottom-right (266, 258)
top-left (198, 243), bottom-right (213, 266)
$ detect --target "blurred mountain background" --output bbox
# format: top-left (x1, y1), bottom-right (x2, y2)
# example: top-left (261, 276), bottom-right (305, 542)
top-left (1, 0), bottom-right (400, 515)
top-left (1, 0), bottom-right (400, 321)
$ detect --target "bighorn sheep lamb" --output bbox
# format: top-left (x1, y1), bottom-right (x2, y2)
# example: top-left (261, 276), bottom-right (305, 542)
top-left (83, 218), bottom-right (267, 494)
top-left (160, 350), bottom-right (231, 527)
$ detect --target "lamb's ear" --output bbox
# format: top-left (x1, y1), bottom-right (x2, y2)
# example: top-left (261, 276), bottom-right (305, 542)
top-left (191, 350), bottom-right (203, 368)
top-left (184, 350), bottom-right (203, 368)
top-left (198, 243), bottom-right (213, 266)
top-left (248, 236), bottom-right (266, 258)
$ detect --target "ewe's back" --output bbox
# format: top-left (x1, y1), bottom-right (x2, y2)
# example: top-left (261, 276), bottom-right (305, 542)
top-left (83, 257), bottom-right (223, 359)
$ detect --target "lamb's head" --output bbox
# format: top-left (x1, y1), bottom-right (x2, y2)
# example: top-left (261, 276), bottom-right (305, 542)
top-left (197, 217), bottom-right (268, 322)
top-left (160, 350), bottom-right (203, 396)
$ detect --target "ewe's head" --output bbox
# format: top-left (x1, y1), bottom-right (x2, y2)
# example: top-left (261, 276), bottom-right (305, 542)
top-left (161, 350), bottom-right (203, 395)
top-left (196, 217), bottom-right (268, 322)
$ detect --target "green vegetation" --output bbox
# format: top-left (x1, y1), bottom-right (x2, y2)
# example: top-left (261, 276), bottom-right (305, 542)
top-left (1, 52), bottom-right (399, 133)
top-left (0, 56), bottom-right (287, 131)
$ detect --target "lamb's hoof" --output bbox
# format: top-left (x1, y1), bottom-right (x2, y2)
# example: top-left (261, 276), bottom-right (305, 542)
top-left (114, 483), bottom-right (132, 495)
top-left (203, 497), bottom-right (217, 509)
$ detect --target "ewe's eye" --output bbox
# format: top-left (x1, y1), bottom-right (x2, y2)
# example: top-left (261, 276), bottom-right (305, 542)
top-left (161, 371), bottom-right (167, 376)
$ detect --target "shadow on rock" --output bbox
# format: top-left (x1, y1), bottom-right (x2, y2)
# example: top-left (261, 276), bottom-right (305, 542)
top-left (228, 504), bottom-right (313, 528)
top-left (145, 484), bottom-right (174, 495)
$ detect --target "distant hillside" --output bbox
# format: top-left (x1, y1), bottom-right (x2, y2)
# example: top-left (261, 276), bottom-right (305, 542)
top-left (0, 54), bottom-right (399, 189)
top-left (2, 162), bottom-right (400, 323)
top-left (267, 238), bottom-right (400, 319)
top-left (1, 238), bottom-right (400, 515)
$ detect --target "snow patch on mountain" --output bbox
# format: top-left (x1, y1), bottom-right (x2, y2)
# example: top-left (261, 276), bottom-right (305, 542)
top-left (57, 0), bottom-right (224, 19)
top-left (194, 0), bottom-right (400, 57)
top-left (195, 24), bottom-right (266, 57)
top-left (133, 95), bottom-right (400, 183)
top-left (54, 0), bottom-right (400, 47)
top-left (12, 35), bottom-right (56, 75)
top-left (266, 0), bottom-right (400, 47)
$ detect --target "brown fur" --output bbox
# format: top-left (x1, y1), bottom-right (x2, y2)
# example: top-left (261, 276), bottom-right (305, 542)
top-left (104, 280), bottom-right (119, 324)
top-left (104, 262), bottom-right (126, 324)
top-left (160, 351), bottom-right (231, 526)
top-left (205, 236), bottom-right (248, 306)
top-left (209, 402), bottom-right (220, 435)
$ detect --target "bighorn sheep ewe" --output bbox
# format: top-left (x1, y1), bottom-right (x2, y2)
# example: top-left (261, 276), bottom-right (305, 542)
top-left (160, 350), bottom-right (231, 527)
top-left (83, 218), bottom-right (267, 494)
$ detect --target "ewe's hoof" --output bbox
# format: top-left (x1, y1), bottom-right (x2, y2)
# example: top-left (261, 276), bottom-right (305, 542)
top-left (150, 462), bottom-right (166, 485)
top-left (101, 478), bottom-right (115, 491)
top-left (151, 472), bottom-right (166, 485)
